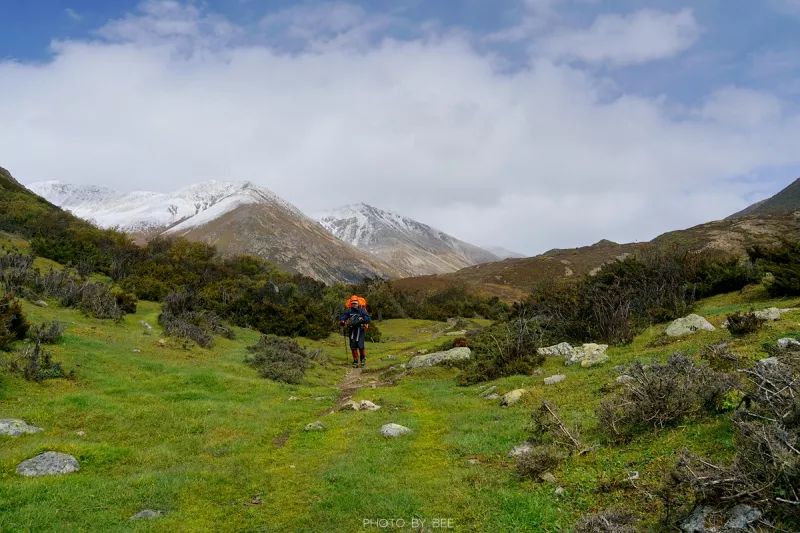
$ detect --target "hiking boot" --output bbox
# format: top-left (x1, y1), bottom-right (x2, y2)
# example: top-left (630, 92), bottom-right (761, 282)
top-left (352, 360), bottom-right (359, 368)
top-left (360, 357), bottom-right (366, 368)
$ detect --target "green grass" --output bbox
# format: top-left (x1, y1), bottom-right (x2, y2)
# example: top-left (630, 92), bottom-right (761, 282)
top-left (2, 290), bottom-right (799, 531)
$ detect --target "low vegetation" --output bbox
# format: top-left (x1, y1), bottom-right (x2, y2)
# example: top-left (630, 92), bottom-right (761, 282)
top-left (27, 320), bottom-right (65, 344)
top-left (0, 294), bottom-right (29, 351)
top-left (725, 310), bottom-right (765, 336)
top-left (244, 334), bottom-right (320, 384)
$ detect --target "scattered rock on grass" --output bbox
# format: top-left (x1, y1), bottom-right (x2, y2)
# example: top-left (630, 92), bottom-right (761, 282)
top-left (340, 400), bottom-right (360, 411)
top-left (479, 385), bottom-right (497, 397)
top-left (484, 393), bottom-right (500, 400)
top-left (304, 421), bottom-right (325, 432)
top-left (537, 342), bottom-right (574, 357)
top-left (407, 347), bottom-right (471, 369)
top-left (543, 374), bottom-right (565, 385)
top-left (724, 504), bottom-right (761, 530)
top-left (0, 419), bottom-right (42, 437)
top-left (500, 389), bottom-right (526, 407)
top-left (777, 337), bottom-right (800, 350)
top-left (666, 314), bottom-right (715, 337)
top-left (554, 486), bottom-right (565, 497)
top-left (508, 442), bottom-right (533, 458)
top-left (130, 510), bottom-right (163, 520)
top-left (16, 452), bottom-right (79, 477)
top-left (32, 300), bottom-right (48, 308)
top-left (565, 344), bottom-right (608, 366)
top-left (754, 307), bottom-right (781, 321)
top-left (541, 472), bottom-right (557, 484)
top-left (359, 400), bottom-right (381, 411)
top-left (380, 423), bottom-right (411, 437)
top-left (616, 375), bottom-right (635, 385)
top-left (680, 505), bottom-right (713, 532)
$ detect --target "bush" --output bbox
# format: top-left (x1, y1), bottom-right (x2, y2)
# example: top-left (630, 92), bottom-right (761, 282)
top-left (244, 334), bottom-right (319, 384)
top-left (725, 311), bottom-right (765, 336)
top-left (598, 354), bottom-right (736, 441)
top-left (0, 294), bottom-right (29, 351)
top-left (574, 510), bottom-right (637, 533)
top-left (159, 291), bottom-right (233, 348)
top-left (749, 242), bottom-right (800, 296)
top-left (4, 341), bottom-right (70, 382)
top-left (28, 321), bottom-right (65, 344)
top-left (460, 313), bottom-right (545, 384)
top-left (76, 281), bottom-right (125, 320)
top-left (515, 445), bottom-right (567, 480)
top-left (113, 288), bottom-right (138, 314)
top-left (698, 342), bottom-right (740, 371)
top-left (364, 322), bottom-right (382, 343)
top-left (665, 356), bottom-right (799, 530)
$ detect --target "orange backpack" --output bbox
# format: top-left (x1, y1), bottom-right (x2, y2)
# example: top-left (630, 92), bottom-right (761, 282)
top-left (344, 295), bottom-right (368, 309)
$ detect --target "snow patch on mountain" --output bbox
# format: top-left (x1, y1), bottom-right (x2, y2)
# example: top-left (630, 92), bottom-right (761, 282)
top-left (28, 180), bottom-right (299, 233)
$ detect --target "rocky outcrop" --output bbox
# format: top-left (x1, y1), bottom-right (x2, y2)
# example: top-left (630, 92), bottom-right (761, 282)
top-left (380, 423), bottom-right (411, 437)
top-left (566, 343), bottom-right (609, 367)
top-left (16, 452), bottom-right (80, 477)
top-left (777, 337), bottom-right (800, 350)
top-left (0, 419), bottom-right (42, 437)
top-left (407, 347), bottom-right (471, 369)
top-left (543, 374), bottom-right (566, 385)
top-left (666, 314), bottom-right (715, 337)
top-left (537, 342), bottom-right (574, 358)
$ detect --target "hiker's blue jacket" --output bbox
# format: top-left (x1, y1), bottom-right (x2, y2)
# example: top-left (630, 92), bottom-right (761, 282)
top-left (339, 307), bottom-right (371, 328)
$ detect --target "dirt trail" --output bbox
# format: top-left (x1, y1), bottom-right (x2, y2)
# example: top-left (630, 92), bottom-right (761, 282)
top-left (318, 365), bottom-right (397, 416)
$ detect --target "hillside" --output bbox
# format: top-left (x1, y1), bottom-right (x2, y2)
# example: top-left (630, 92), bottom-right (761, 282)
top-left (318, 203), bottom-right (498, 277)
top-left (29, 180), bottom-right (399, 284)
top-left (727, 177), bottom-right (800, 219)
top-left (2, 269), bottom-right (798, 529)
top-left (396, 214), bottom-right (800, 301)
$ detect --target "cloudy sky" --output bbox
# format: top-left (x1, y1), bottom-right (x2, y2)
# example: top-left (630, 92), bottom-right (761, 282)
top-left (2, 0), bottom-right (800, 256)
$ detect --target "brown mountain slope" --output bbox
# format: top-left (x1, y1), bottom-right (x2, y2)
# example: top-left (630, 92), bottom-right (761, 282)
top-left (166, 202), bottom-right (401, 284)
top-left (727, 177), bottom-right (800, 219)
top-left (393, 214), bottom-right (800, 301)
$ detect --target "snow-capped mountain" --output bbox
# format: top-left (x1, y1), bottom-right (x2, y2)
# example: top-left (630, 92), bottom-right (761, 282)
top-left (29, 180), bottom-right (397, 284)
top-left (485, 246), bottom-right (526, 259)
top-left (317, 203), bottom-right (498, 277)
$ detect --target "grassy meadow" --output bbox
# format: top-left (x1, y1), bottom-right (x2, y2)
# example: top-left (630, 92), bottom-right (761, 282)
top-left (2, 287), bottom-right (799, 531)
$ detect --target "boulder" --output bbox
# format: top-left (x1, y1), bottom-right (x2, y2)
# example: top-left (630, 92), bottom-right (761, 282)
top-left (508, 442), bottom-right (533, 458)
top-left (616, 374), bottom-right (635, 385)
top-left (754, 307), bottom-right (781, 321)
top-left (724, 504), bottom-right (761, 530)
top-left (380, 423), bottom-right (411, 438)
top-left (666, 314), bottom-right (716, 337)
top-left (358, 400), bottom-right (381, 411)
top-left (543, 374), bottom-right (566, 385)
top-left (130, 510), bottom-right (163, 520)
top-left (777, 337), bottom-right (800, 350)
top-left (16, 452), bottom-right (80, 477)
top-left (537, 342), bottom-right (574, 358)
top-left (565, 343), bottom-right (609, 366)
top-left (500, 389), bottom-right (526, 407)
top-left (304, 421), bottom-right (325, 431)
top-left (0, 419), bottom-right (42, 437)
top-left (540, 472), bottom-right (557, 484)
top-left (339, 400), bottom-right (361, 411)
top-left (479, 385), bottom-right (498, 397)
top-left (32, 300), bottom-right (48, 308)
top-left (407, 347), bottom-right (471, 369)
top-left (680, 506), bottom-right (713, 532)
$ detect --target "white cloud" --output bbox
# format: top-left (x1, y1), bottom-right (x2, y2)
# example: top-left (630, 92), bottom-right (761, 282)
top-left (540, 8), bottom-right (701, 66)
top-left (1, 1), bottom-right (799, 255)
top-left (701, 87), bottom-right (783, 127)
top-left (65, 8), bottom-right (82, 22)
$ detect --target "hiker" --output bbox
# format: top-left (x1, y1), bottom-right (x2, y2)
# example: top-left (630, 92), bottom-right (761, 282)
top-left (340, 295), bottom-right (371, 368)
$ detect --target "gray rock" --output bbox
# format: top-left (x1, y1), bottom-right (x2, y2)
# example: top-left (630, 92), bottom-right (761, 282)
top-left (304, 421), bottom-right (325, 431)
top-left (32, 300), bottom-right (48, 308)
top-left (543, 374), bottom-right (566, 385)
top-left (508, 442), bottom-right (533, 458)
top-left (724, 504), bottom-right (761, 530)
top-left (757, 357), bottom-right (780, 370)
top-left (565, 343), bottom-right (609, 366)
top-left (359, 400), bottom-right (381, 411)
top-left (0, 419), bottom-right (42, 437)
top-left (541, 472), bottom-right (557, 484)
top-left (16, 452), bottom-right (80, 477)
top-left (554, 486), bottom-right (566, 496)
top-left (616, 374), bottom-right (635, 385)
top-left (407, 347), bottom-right (471, 369)
top-left (484, 393), bottom-right (500, 400)
top-left (777, 337), bottom-right (800, 350)
top-left (445, 330), bottom-right (467, 336)
top-left (537, 342), bottom-right (574, 358)
top-left (467, 458), bottom-right (480, 465)
top-left (479, 385), bottom-right (498, 397)
top-left (130, 509), bottom-right (163, 520)
top-left (680, 505), bottom-right (713, 532)
top-left (500, 389), bottom-right (526, 407)
top-left (666, 314), bottom-right (715, 337)
top-left (340, 400), bottom-right (361, 411)
top-left (380, 423), bottom-right (411, 437)
top-left (754, 307), bottom-right (781, 321)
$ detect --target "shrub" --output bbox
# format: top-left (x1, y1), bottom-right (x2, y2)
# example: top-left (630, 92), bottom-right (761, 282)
top-left (574, 510), bottom-right (637, 533)
top-left (515, 445), bottom-right (567, 480)
top-left (0, 294), bottom-right (29, 351)
top-left (529, 400), bottom-right (584, 451)
top-left (4, 341), bottom-right (70, 382)
top-left (725, 311), bottom-right (765, 336)
top-left (244, 334), bottom-right (319, 384)
top-left (159, 291), bottom-right (233, 348)
top-left (667, 355), bottom-right (800, 528)
top-left (749, 242), bottom-right (800, 296)
top-left (77, 281), bottom-right (124, 320)
top-left (364, 322), bottom-right (382, 343)
top-left (698, 342), bottom-right (740, 371)
top-left (28, 321), bottom-right (65, 344)
top-left (460, 313), bottom-right (545, 384)
top-left (598, 354), bottom-right (736, 441)
top-left (113, 288), bottom-right (138, 314)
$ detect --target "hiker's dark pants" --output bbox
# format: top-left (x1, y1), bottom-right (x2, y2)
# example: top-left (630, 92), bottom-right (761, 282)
top-left (349, 327), bottom-right (366, 359)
